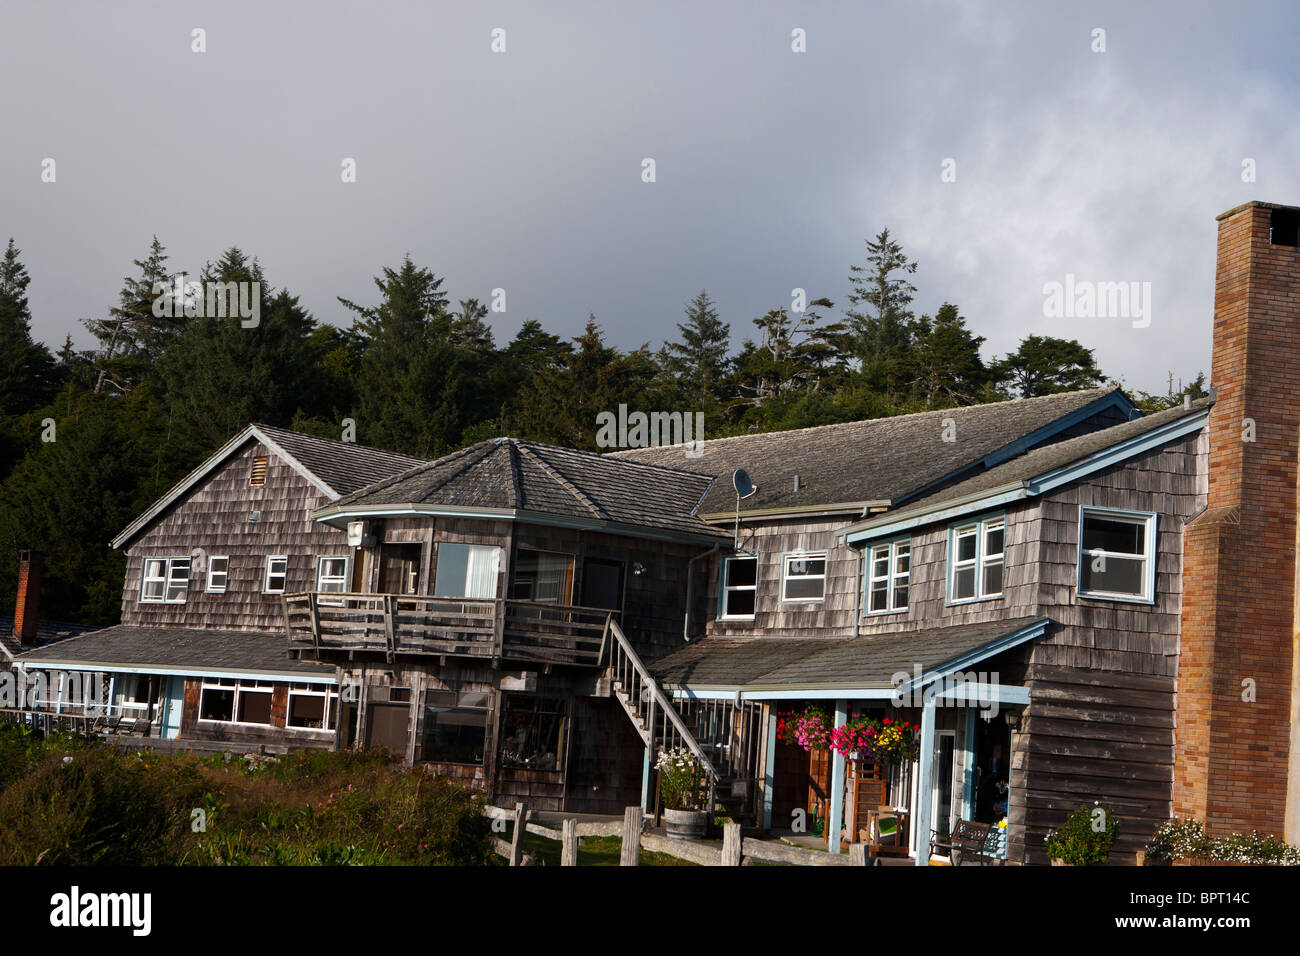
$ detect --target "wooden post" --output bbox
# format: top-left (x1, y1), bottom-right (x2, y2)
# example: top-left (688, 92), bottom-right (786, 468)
top-left (722, 821), bottom-right (742, 866)
top-left (509, 802), bottom-right (528, 866)
top-left (827, 699), bottom-right (847, 853)
top-left (561, 817), bottom-right (579, 866)
top-left (620, 805), bottom-right (641, 866)
top-left (914, 686), bottom-right (938, 866)
top-left (382, 594), bottom-right (396, 664)
top-left (849, 843), bottom-right (868, 866)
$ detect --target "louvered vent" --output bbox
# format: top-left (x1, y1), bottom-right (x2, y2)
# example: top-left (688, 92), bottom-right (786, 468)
top-left (249, 456), bottom-right (268, 487)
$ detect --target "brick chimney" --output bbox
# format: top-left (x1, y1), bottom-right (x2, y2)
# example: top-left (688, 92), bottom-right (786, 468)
top-left (14, 549), bottom-right (44, 646)
top-left (1175, 201), bottom-right (1300, 842)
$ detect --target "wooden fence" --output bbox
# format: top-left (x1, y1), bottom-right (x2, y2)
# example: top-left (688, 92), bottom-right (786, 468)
top-left (483, 803), bottom-right (869, 867)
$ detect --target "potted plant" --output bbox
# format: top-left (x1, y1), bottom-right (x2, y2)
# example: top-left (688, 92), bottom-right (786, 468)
top-left (828, 714), bottom-right (920, 766)
top-left (777, 706), bottom-right (831, 752)
top-left (656, 747), bottom-right (708, 840)
top-left (1044, 801), bottom-right (1118, 865)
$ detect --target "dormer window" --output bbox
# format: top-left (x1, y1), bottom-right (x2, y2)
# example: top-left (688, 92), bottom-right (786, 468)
top-left (720, 555), bottom-right (757, 619)
top-left (249, 456), bottom-right (268, 487)
top-left (949, 516), bottom-right (1004, 603)
top-left (781, 552), bottom-right (827, 603)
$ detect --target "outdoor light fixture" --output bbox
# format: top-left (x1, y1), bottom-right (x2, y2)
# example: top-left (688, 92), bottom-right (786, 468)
top-left (632, 562), bottom-right (646, 576)
top-left (1004, 708), bottom-right (1021, 731)
top-left (248, 510), bottom-right (261, 523)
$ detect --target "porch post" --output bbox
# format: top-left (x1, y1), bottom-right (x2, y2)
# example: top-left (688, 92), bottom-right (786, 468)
top-left (641, 745), bottom-right (651, 810)
top-left (763, 710), bottom-right (777, 831)
top-left (827, 699), bottom-right (847, 853)
top-left (962, 707), bottom-right (978, 820)
top-left (914, 685), bottom-right (938, 865)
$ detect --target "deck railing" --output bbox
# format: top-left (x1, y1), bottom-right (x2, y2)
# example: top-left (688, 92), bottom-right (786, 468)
top-left (282, 592), bottom-right (613, 667)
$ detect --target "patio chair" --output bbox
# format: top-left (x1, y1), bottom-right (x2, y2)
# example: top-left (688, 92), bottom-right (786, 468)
top-left (929, 819), bottom-right (999, 866)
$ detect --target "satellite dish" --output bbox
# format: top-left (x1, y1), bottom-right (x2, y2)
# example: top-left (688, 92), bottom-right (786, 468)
top-left (733, 468), bottom-right (755, 499)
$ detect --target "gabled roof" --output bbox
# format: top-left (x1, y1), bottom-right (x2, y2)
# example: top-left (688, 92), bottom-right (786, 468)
top-left (840, 399), bottom-right (1210, 544)
top-left (110, 425), bottom-right (428, 550)
top-left (651, 616), bottom-right (1049, 693)
top-left (15, 625), bottom-right (335, 682)
top-left (608, 387), bottom-right (1135, 517)
top-left (317, 438), bottom-right (727, 544)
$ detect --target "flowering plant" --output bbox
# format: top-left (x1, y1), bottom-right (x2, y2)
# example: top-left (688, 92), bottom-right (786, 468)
top-left (776, 706), bottom-right (831, 751)
top-left (828, 715), bottom-right (919, 765)
top-left (655, 747), bottom-right (708, 811)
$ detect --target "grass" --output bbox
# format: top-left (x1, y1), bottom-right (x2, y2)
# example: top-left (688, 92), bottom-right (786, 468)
top-left (513, 829), bottom-right (696, 866)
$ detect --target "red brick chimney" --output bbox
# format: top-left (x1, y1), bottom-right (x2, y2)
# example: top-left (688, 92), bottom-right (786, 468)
top-left (13, 549), bottom-right (44, 647)
top-left (1175, 201), bottom-right (1300, 842)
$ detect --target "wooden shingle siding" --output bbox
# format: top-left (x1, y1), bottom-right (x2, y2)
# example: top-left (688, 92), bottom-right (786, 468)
top-left (122, 440), bottom-right (350, 632)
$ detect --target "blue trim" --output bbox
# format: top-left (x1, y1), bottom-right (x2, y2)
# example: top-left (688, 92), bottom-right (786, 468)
top-left (1075, 505), bottom-right (1159, 605)
top-left (894, 391), bottom-right (1137, 508)
top-left (961, 708), bottom-right (978, 820)
top-left (763, 711), bottom-right (777, 830)
top-left (845, 408), bottom-right (1207, 546)
top-left (828, 700), bottom-right (847, 854)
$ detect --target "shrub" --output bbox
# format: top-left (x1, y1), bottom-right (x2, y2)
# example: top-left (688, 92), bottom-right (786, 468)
top-left (1043, 802), bottom-right (1118, 865)
top-left (1145, 819), bottom-right (1300, 865)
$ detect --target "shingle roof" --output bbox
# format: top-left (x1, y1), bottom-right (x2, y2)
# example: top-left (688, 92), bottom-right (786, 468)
top-left (14, 625), bottom-right (335, 680)
top-left (0, 616), bottom-right (97, 662)
top-left (650, 616), bottom-right (1048, 690)
top-left (325, 438), bottom-right (727, 541)
top-left (111, 424), bottom-right (430, 549)
top-left (254, 425), bottom-right (428, 496)
top-left (846, 399), bottom-right (1209, 534)
top-left (609, 387), bottom-right (1132, 515)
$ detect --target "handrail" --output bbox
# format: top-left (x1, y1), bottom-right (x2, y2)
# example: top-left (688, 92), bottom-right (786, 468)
top-left (605, 619), bottom-right (718, 782)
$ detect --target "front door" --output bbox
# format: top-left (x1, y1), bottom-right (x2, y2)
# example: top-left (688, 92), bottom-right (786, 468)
top-left (161, 677), bottom-right (184, 739)
top-left (580, 557), bottom-right (625, 612)
top-left (379, 544), bottom-right (421, 595)
top-left (930, 731), bottom-right (957, 852)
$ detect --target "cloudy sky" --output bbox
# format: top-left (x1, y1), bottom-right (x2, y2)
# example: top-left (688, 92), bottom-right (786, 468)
top-left (4, 0), bottom-right (1300, 395)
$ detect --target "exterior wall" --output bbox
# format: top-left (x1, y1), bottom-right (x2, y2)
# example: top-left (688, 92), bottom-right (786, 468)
top-left (703, 517), bottom-right (861, 639)
top-left (122, 439), bottom-right (351, 631)
top-left (178, 677), bottom-right (334, 752)
top-left (1176, 202), bottom-right (1300, 842)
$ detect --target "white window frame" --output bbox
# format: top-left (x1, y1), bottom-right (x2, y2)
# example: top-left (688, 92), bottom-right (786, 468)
top-left (263, 555), bottom-right (289, 594)
top-left (1076, 506), bottom-right (1157, 604)
top-left (140, 556), bottom-right (190, 604)
top-left (781, 551), bottom-right (828, 604)
top-left (197, 678), bottom-right (237, 723)
top-left (316, 555), bottom-right (350, 593)
top-left (948, 516), bottom-right (1005, 604)
top-left (866, 538), bottom-right (911, 615)
top-left (720, 555), bottom-right (758, 620)
top-left (286, 682), bottom-right (340, 732)
top-left (206, 556), bottom-right (230, 593)
top-left (198, 678), bottom-right (278, 727)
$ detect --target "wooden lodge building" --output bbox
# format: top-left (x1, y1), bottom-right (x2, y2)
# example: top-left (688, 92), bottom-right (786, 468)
top-left (11, 200), bottom-right (1300, 863)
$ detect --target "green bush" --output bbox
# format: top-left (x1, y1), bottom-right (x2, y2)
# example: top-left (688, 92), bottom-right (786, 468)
top-left (1145, 819), bottom-right (1300, 865)
top-left (1043, 802), bottom-right (1118, 865)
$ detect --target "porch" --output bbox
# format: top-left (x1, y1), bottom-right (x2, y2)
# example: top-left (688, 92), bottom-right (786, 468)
top-left (282, 592), bottom-right (615, 667)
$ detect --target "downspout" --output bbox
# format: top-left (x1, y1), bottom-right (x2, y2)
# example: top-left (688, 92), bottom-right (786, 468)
top-left (683, 545), bottom-right (721, 643)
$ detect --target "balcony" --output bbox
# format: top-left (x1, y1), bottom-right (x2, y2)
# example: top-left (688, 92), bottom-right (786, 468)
top-left (281, 592), bottom-right (614, 667)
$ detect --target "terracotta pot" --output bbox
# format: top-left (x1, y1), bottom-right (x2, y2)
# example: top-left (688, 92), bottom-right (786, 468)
top-left (663, 808), bottom-right (707, 841)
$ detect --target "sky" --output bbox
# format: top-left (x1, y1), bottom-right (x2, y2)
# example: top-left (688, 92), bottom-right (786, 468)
top-left (4, 0), bottom-right (1300, 396)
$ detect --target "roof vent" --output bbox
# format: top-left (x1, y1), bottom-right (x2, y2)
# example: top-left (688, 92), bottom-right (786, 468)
top-left (249, 456), bottom-right (268, 487)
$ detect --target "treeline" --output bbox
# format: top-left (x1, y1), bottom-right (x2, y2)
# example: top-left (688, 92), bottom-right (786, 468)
top-left (0, 230), bottom-right (1204, 625)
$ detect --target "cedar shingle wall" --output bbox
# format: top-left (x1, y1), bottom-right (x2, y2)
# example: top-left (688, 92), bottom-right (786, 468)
top-left (121, 440), bottom-right (350, 631)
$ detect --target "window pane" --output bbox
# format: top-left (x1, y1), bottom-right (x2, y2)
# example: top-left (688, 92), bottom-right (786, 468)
top-left (893, 584), bottom-right (909, 609)
top-left (725, 588), bottom-right (755, 616)
top-left (238, 691), bottom-right (273, 725)
top-left (511, 550), bottom-right (572, 603)
top-left (288, 693), bottom-right (326, 729)
top-left (870, 581), bottom-right (888, 611)
top-left (984, 525), bottom-right (1005, 557)
top-left (1082, 515), bottom-right (1145, 556)
top-left (872, 549), bottom-right (889, 577)
top-left (787, 557), bottom-right (825, 578)
top-left (785, 576), bottom-right (824, 600)
top-left (983, 560), bottom-right (1004, 595)
top-left (956, 529), bottom-right (977, 562)
top-left (894, 544), bottom-right (911, 575)
top-left (726, 557), bottom-right (757, 588)
top-left (499, 695), bottom-right (567, 771)
top-left (1082, 555), bottom-right (1146, 596)
top-left (200, 688), bottom-right (234, 721)
top-left (422, 695), bottom-right (488, 765)
top-left (954, 567), bottom-right (976, 600)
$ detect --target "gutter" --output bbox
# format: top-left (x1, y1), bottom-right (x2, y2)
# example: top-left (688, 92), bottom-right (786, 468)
top-left (699, 500), bottom-right (891, 523)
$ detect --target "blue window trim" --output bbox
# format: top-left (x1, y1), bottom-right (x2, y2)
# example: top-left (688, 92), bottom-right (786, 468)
top-left (862, 535), bottom-right (912, 617)
top-left (1075, 505), bottom-right (1158, 605)
top-left (717, 552), bottom-right (759, 621)
top-left (945, 511), bottom-right (1007, 607)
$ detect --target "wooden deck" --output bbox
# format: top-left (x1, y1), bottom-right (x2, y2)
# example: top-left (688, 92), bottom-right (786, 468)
top-left (282, 592), bottom-right (613, 667)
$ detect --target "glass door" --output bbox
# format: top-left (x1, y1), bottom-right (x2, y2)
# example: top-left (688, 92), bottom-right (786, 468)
top-left (930, 731), bottom-right (957, 853)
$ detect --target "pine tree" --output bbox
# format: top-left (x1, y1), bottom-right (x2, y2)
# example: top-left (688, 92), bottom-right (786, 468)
top-left (84, 236), bottom-right (176, 394)
top-left (0, 238), bottom-right (58, 417)
top-left (660, 291), bottom-right (731, 410)
top-left (992, 334), bottom-right (1106, 397)
top-left (907, 302), bottom-right (989, 407)
top-left (846, 228), bottom-right (919, 393)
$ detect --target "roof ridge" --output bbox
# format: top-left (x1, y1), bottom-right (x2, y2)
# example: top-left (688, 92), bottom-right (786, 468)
top-left (252, 423), bottom-right (428, 464)
top-left (516, 443), bottom-right (609, 520)
top-left (608, 386), bottom-right (1123, 456)
top-left (333, 441), bottom-right (496, 505)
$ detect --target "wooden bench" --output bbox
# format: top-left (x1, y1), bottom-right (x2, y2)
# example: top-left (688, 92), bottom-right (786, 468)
top-left (929, 819), bottom-right (1001, 865)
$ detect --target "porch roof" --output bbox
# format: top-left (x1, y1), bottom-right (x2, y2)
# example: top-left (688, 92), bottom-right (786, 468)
top-left (651, 616), bottom-right (1049, 694)
top-left (13, 625), bottom-right (335, 683)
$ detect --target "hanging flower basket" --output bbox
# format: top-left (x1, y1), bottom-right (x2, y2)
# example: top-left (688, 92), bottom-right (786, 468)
top-left (776, 706), bottom-right (831, 752)
top-left (828, 715), bottom-right (920, 766)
